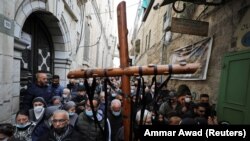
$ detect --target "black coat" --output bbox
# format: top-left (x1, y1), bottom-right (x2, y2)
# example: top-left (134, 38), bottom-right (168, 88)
top-left (107, 110), bottom-right (123, 141)
top-left (38, 126), bottom-right (81, 141)
top-left (22, 83), bottom-right (52, 110)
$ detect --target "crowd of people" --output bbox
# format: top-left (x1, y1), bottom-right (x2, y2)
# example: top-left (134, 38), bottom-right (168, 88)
top-left (0, 72), bottom-right (228, 141)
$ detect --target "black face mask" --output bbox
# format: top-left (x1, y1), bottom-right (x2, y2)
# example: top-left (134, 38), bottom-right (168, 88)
top-left (157, 121), bottom-right (165, 125)
top-left (52, 83), bottom-right (59, 87)
top-left (54, 126), bottom-right (68, 135)
top-left (202, 103), bottom-right (210, 108)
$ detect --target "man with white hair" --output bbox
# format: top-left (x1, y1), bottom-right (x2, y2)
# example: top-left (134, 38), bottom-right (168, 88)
top-left (108, 99), bottom-right (123, 141)
top-left (38, 110), bottom-right (81, 141)
top-left (62, 88), bottom-right (71, 104)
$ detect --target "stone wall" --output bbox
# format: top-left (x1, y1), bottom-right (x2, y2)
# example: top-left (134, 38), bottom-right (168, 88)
top-left (132, 0), bottom-right (250, 105)
top-left (0, 0), bottom-right (16, 123)
top-left (134, 0), bottom-right (169, 82)
top-left (163, 0), bottom-right (250, 104)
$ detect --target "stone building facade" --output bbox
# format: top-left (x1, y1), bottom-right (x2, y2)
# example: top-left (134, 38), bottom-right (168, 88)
top-left (131, 0), bottom-right (250, 123)
top-left (0, 0), bottom-right (116, 123)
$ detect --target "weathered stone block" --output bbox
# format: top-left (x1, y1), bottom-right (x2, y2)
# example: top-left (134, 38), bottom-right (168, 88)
top-left (0, 33), bottom-right (14, 56)
top-left (12, 59), bottom-right (20, 82)
top-left (0, 101), bottom-right (12, 122)
top-left (15, 10), bottom-right (26, 28)
top-left (11, 96), bottom-right (20, 114)
top-left (11, 83), bottom-right (20, 97)
top-left (23, 3), bottom-right (32, 17)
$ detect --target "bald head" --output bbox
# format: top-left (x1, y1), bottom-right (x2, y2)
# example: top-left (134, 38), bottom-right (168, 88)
top-left (36, 72), bottom-right (48, 86)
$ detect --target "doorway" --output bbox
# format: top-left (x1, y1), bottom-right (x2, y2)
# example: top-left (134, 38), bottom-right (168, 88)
top-left (217, 50), bottom-right (250, 124)
top-left (19, 12), bottom-right (54, 108)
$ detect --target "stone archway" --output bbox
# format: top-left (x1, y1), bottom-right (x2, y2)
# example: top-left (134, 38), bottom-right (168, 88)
top-left (14, 0), bottom-right (72, 109)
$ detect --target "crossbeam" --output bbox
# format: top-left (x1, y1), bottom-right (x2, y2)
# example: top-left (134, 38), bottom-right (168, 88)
top-left (67, 2), bottom-right (199, 141)
top-left (67, 63), bottom-right (200, 78)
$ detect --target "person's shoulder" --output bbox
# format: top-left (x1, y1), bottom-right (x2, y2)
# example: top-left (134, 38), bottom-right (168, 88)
top-left (27, 83), bottom-right (37, 89)
top-left (70, 129), bottom-right (82, 141)
top-left (9, 136), bottom-right (22, 141)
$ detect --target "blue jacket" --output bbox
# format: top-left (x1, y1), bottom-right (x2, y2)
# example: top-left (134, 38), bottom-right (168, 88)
top-left (51, 84), bottom-right (64, 96)
top-left (22, 83), bottom-right (52, 110)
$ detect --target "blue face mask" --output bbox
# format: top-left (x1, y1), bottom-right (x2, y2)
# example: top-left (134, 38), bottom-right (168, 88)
top-left (111, 93), bottom-right (117, 97)
top-left (112, 110), bottom-right (121, 116)
top-left (85, 110), bottom-right (93, 117)
top-left (69, 112), bottom-right (75, 116)
top-left (16, 122), bottom-right (31, 129)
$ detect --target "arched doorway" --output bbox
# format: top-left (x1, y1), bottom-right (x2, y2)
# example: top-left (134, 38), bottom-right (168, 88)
top-left (14, 0), bottom-right (72, 110)
top-left (22, 12), bottom-right (54, 79)
top-left (19, 12), bottom-right (54, 108)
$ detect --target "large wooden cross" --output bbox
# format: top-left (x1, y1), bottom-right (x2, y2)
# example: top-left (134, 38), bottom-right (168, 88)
top-left (67, 2), bottom-right (199, 141)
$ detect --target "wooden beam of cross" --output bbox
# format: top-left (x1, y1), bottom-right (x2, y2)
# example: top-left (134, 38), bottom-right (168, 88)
top-left (67, 2), bottom-right (199, 141)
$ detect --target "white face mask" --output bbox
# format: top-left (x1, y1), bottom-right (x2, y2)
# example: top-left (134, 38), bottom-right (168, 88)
top-left (185, 97), bottom-right (191, 103)
top-left (111, 93), bottom-right (117, 97)
top-left (62, 94), bottom-right (68, 98)
top-left (34, 106), bottom-right (44, 113)
top-left (112, 110), bottom-right (121, 116)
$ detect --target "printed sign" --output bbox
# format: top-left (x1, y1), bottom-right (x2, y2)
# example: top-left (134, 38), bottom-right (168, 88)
top-left (169, 37), bottom-right (213, 80)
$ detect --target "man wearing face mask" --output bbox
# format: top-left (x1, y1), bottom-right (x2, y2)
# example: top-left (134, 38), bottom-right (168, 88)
top-left (61, 88), bottom-right (72, 104)
top-left (76, 98), bottom-right (109, 141)
top-left (51, 75), bottom-right (64, 97)
top-left (99, 92), bottom-right (106, 113)
top-left (182, 93), bottom-right (196, 118)
top-left (29, 97), bottom-right (49, 141)
top-left (107, 99), bottom-right (123, 141)
top-left (109, 90), bottom-right (117, 102)
top-left (14, 110), bottom-right (36, 141)
top-left (72, 86), bottom-right (88, 115)
top-left (175, 84), bottom-right (195, 118)
top-left (62, 101), bottom-right (78, 127)
top-left (158, 91), bottom-right (180, 118)
top-left (199, 94), bottom-right (216, 119)
top-left (38, 110), bottom-right (81, 141)
top-left (67, 79), bottom-right (78, 98)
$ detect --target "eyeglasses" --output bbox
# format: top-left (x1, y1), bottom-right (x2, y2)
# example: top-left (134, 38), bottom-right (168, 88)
top-left (52, 119), bottom-right (67, 123)
top-left (199, 110), bottom-right (205, 113)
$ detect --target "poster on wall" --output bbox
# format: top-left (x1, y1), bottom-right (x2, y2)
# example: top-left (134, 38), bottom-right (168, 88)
top-left (169, 37), bottom-right (213, 80)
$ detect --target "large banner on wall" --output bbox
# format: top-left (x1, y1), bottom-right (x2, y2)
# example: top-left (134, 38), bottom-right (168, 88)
top-left (169, 37), bottom-right (213, 80)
